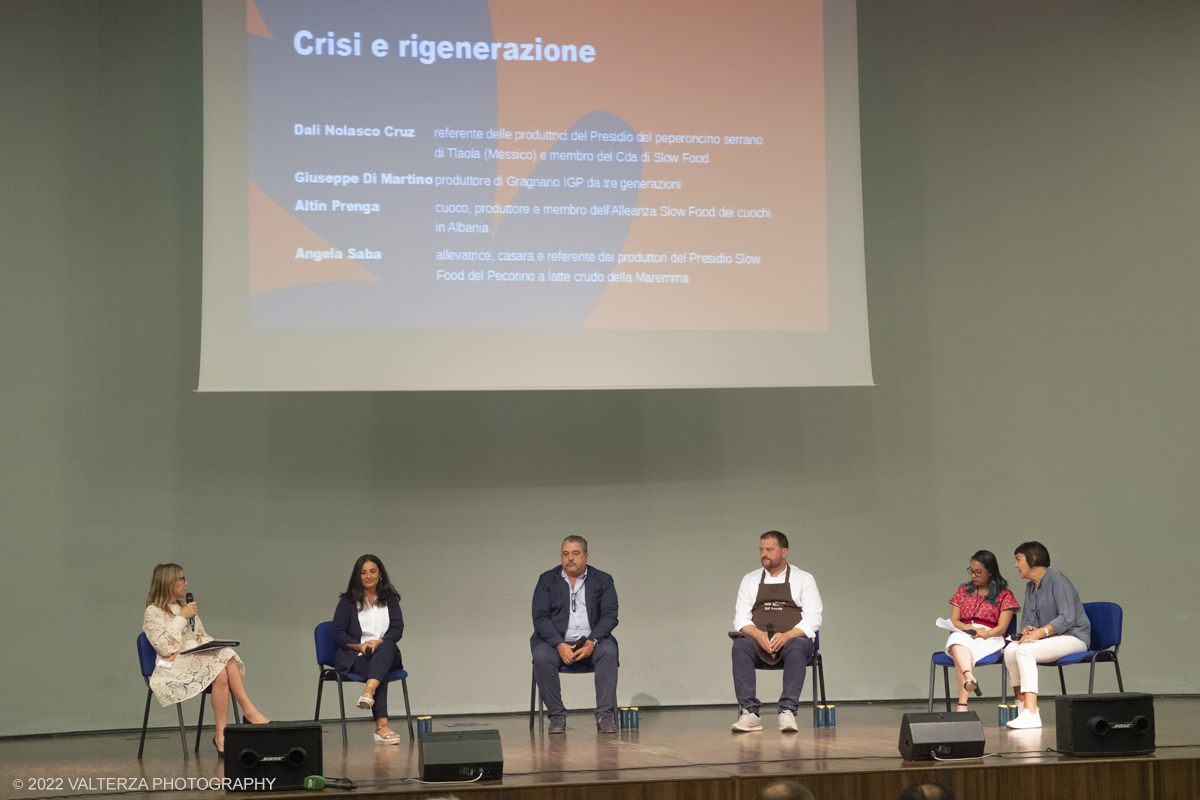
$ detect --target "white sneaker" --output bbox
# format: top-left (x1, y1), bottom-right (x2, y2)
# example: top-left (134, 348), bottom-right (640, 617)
top-left (731, 710), bottom-right (763, 732)
top-left (1006, 709), bottom-right (1043, 729)
top-left (778, 710), bottom-right (799, 732)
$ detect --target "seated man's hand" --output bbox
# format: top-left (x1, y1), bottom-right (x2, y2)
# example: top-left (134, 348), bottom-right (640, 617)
top-left (769, 629), bottom-right (804, 651)
top-left (557, 642), bottom-right (577, 664)
top-left (575, 639), bottom-right (595, 660)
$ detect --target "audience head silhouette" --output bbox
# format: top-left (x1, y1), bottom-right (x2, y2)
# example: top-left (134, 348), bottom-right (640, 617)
top-left (758, 780), bottom-right (816, 800)
top-left (898, 783), bottom-right (955, 800)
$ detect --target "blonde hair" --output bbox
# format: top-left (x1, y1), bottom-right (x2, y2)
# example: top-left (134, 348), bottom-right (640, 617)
top-left (147, 563), bottom-right (184, 613)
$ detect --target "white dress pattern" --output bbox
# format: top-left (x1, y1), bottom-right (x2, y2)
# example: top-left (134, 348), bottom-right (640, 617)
top-left (143, 604), bottom-right (244, 707)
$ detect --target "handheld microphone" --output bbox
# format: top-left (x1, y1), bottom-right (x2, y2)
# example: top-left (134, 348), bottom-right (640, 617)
top-left (303, 776), bottom-right (355, 791)
top-left (185, 592), bottom-right (195, 631)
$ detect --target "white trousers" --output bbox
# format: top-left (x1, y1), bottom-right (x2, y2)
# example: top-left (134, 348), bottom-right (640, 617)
top-left (1003, 636), bottom-right (1088, 695)
top-left (944, 624), bottom-right (1005, 666)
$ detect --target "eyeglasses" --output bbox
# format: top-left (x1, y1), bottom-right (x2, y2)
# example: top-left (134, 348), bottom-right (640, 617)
top-left (967, 569), bottom-right (987, 578)
top-left (571, 593), bottom-right (578, 612)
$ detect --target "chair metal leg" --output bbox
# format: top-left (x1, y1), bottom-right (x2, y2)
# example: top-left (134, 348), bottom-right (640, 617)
top-left (335, 674), bottom-right (348, 747)
top-left (138, 689), bottom-right (153, 759)
top-left (811, 660), bottom-right (819, 727)
top-left (232, 698), bottom-right (241, 724)
top-left (943, 666), bottom-right (952, 713)
top-left (817, 654), bottom-right (827, 703)
top-left (315, 674), bottom-right (325, 721)
top-left (1113, 655), bottom-right (1125, 692)
top-left (401, 678), bottom-right (414, 740)
top-left (529, 670), bottom-right (537, 730)
top-left (175, 703), bottom-right (189, 762)
top-left (1001, 664), bottom-right (1008, 706)
top-left (1088, 656), bottom-right (1097, 694)
top-left (1058, 666), bottom-right (1067, 695)
top-left (927, 660), bottom-right (936, 713)
top-left (194, 692), bottom-right (207, 753)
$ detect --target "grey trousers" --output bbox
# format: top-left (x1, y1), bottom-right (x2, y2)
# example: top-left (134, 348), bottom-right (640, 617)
top-left (731, 635), bottom-right (814, 715)
top-left (532, 638), bottom-right (618, 721)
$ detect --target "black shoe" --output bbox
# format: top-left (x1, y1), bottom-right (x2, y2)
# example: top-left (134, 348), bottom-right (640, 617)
top-left (213, 737), bottom-right (224, 759)
top-left (548, 718), bottom-right (566, 734)
top-left (596, 715), bottom-right (618, 734)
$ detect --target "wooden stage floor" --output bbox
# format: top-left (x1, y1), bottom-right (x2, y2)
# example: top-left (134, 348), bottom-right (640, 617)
top-left (2, 700), bottom-right (1197, 800)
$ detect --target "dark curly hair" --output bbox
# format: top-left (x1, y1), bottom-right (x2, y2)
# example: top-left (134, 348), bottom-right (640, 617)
top-left (342, 554), bottom-right (400, 609)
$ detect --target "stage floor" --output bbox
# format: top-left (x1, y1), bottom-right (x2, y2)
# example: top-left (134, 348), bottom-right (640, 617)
top-left (3, 699), bottom-right (1198, 800)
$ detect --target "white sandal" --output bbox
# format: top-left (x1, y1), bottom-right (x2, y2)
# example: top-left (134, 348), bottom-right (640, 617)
top-left (356, 694), bottom-right (374, 710)
top-left (373, 729), bottom-right (400, 744)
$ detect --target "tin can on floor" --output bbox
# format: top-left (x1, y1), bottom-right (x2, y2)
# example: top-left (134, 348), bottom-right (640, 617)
top-left (417, 716), bottom-right (433, 736)
top-left (629, 707), bottom-right (639, 729)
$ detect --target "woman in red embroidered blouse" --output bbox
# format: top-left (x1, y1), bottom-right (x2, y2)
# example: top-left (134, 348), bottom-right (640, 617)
top-left (944, 550), bottom-right (1019, 711)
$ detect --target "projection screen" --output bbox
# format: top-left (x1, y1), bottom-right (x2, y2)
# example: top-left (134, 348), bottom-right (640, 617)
top-left (200, 0), bottom-right (873, 390)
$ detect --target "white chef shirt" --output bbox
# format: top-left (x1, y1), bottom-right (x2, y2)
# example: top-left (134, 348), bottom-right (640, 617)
top-left (732, 564), bottom-right (822, 639)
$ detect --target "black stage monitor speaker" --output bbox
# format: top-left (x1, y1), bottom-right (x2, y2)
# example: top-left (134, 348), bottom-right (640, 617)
top-left (898, 712), bottom-right (986, 761)
top-left (418, 729), bottom-right (503, 781)
top-left (224, 722), bottom-right (322, 791)
top-left (1056, 693), bottom-right (1155, 756)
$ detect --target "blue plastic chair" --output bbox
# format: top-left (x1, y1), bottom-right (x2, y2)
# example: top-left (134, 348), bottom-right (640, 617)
top-left (313, 621), bottom-right (413, 745)
top-left (1045, 601), bottom-right (1125, 694)
top-left (928, 615), bottom-right (1018, 716)
top-left (529, 659), bottom-right (598, 730)
top-left (136, 633), bottom-right (240, 760)
top-left (726, 630), bottom-right (827, 728)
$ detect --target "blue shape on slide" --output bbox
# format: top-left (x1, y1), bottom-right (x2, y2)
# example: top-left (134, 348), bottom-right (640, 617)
top-left (247, 0), bottom-right (641, 329)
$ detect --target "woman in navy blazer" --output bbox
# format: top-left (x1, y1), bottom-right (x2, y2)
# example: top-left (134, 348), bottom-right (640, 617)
top-left (333, 554), bottom-right (405, 743)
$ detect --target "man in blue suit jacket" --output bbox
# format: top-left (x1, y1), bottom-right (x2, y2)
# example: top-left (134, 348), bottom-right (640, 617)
top-left (531, 535), bottom-right (619, 733)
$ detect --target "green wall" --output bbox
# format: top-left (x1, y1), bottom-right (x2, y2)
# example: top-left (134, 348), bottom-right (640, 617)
top-left (1, 1), bottom-right (1197, 737)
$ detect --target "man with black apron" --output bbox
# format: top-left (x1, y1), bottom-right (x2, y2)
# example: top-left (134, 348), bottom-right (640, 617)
top-left (730, 531), bottom-right (823, 732)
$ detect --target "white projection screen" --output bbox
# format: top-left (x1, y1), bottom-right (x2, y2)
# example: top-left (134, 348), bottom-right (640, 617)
top-left (199, 0), bottom-right (873, 391)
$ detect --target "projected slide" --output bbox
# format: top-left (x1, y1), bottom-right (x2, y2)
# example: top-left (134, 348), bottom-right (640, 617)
top-left (246, 0), bottom-right (827, 331)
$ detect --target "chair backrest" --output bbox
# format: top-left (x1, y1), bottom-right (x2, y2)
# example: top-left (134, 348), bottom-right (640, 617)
top-left (1082, 601), bottom-right (1122, 651)
top-left (136, 632), bottom-right (157, 679)
top-left (314, 621), bottom-right (338, 667)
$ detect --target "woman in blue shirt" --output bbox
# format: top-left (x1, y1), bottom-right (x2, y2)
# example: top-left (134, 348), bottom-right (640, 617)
top-left (1003, 541), bottom-right (1091, 729)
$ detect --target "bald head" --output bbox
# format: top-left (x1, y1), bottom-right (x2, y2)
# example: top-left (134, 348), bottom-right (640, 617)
top-left (758, 781), bottom-right (815, 800)
top-left (898, 784), bottom-right (955, 800)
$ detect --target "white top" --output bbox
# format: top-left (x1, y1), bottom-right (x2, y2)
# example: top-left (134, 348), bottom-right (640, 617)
top-left (732, 564), bottom-right (823, 639)
top-left (357, 600), bottom-right (390, 649)
top-left (561, 568), bottom-right (592, 641)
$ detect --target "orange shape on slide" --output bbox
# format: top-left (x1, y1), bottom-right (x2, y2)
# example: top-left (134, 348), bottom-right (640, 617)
top-left (249, 181), bottom-right (378, 296)
top-left (246, 0), bottom-right (271, 38)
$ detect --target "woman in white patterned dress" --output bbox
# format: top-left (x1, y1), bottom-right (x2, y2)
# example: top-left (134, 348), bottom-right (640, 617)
top-left (142, 563), bottom-right (269, 756)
